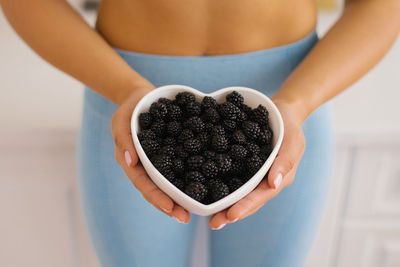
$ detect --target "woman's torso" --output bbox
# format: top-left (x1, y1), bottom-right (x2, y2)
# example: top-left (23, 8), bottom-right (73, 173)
top-left (96, 0), bottom-right (317, 56)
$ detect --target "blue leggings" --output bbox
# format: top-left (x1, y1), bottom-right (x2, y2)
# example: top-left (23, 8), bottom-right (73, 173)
top-left (78, 30), bottom-right (334, 267)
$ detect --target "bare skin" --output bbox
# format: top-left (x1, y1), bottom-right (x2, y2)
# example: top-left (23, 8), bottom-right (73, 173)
top-left (1, 0), bottom-right (399, 229)
top-left (96, 0), bottom-right (317, 56)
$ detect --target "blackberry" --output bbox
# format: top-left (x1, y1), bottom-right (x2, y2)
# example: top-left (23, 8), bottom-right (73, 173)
top-left (219, 102), bottom-right (241, 120)
top-left (139, 112), bottom-right (152, 130)
top-left (183, 138), bottom-right (202, 155)
top-left (167, 121), bottom-right (182, 137)
top-left (163, 136), bottom-right (176, 147)
top-left (175, 145), bottom-right (189, 159)
top-left (231, 130), bottom-right (247, 145)
top-left (151, 119), bottom-right (166, 137)
top-left (175, 92), bottom-right (195, 106)
top-left (202, 161), bottom-right (219, 178)
top-left (246, 142), bottom-right (261, 156)
top-left (215, 154), bottom-right (232, 174)
top-left (242, 104), bottom-right (253, 116)
top-left (211, 125), bottom-right (225, 137)
top-left (185, 102), bottom-right (202, 117)
top-left (184, 117), bottom-right (204, 133)
top-left (185, 171), bottom-right (206, 184)
top-left (258, 128), bottom-right (273, 146)
top-left (203, 108), bottom-right (220, 124)
top-left (184, 182), bottom-right (208, 202)
top-left (152, 154), bottom-right (172, 173)
top-left (204, 122), bottom-right (213, 133)
top-left (209, 179), bottom-right (230, 201)
top-left (251, 105), bottom-right (269, 126)
top-left (159, 145), bottom-right (175, 157)
top-left (202, 195), bottom-right (214, 205)
top-left (226, 91), bottom-right (244, 108)
top-left (230, 159), bottom-right (246, 175)
top-left (242, 121), bottom-right (261, 140)
top-left (227, 177), bottom-right (244, 193)
top-left (229, 144), bottom-right (248, 160)
top-left (197, 132), bottom-right (210, 148)
top-left (260, 145), bottom-right (272, 161)
top-left (202, 150), bottom-right (216, 161)
top-left (222, 119), bottom-right (236, 132)
top-left (206, 179), bottom-right (218, 189)
top-left (241, 172), bottom-right (253, 183)
top-left (211, 134), bottom-right (229, 152)
top-left (167, 104), bottom-right (182, 121)
top-left (162, 169), bottom-right (175, 181)
top-left (187, 155), bottom-right (204, 171)
top-left (138, 129), bottom-right (156, 141)
top-left (171, 178), bottom-right (185, 191)
top-left (246, 155), bottom-right (263, 174)
top-left (141, 139), bottom-right (160, 156)
top-left (201, 96), bottom-right (217, 109)
top-left (178, 129), bottom-right (194, 144)
top-left (259, 151), bottom-right (269, 162)
top-left (236, 110), bottom-right (248, 124)
top-left (149, 102), bottom-right (168, 120)
top-left (172, 158), bottom-right (185, 174)
top-left (157, 97), bottom-right (172, 105)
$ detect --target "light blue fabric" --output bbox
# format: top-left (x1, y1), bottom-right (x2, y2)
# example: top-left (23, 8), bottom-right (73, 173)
top-left (78, 30), bottom-right (334, 267)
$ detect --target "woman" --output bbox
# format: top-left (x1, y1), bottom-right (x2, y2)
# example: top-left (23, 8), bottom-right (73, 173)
top-left (2, 0), bottom-right (399, 266)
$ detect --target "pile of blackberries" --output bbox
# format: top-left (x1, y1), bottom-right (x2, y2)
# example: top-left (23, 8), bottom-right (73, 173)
top-left (138, 91), bottom-right (273, 204)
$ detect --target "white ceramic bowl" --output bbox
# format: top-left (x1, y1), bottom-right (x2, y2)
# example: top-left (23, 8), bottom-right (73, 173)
top-left (131, 85), bottom-right (284, 216)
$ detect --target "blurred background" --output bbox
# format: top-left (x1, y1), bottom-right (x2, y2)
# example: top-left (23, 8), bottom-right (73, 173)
top-left (1, 0), bottom-right (399, 266)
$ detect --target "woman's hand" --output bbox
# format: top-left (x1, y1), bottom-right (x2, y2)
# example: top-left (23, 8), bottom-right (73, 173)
top-left (111, 86), bottom-right (191, 224)
top-left (208, 99), bottom-right (306, 230)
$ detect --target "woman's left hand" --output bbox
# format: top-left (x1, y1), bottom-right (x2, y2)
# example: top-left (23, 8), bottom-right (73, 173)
top-left (208, 99), bottom-right (306, 230)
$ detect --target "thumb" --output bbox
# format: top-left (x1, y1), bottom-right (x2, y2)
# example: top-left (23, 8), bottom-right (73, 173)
top-left (112, 109), bottom-right (139, 167)
top-left (267, 129), bottom-right (304, 189)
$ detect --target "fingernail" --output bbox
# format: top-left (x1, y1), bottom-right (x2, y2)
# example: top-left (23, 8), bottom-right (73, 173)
top-left (274, 173), bottom-right (282, 189)
top-left (124, 151), bottom-right (132, 166)
top-left (161, 207), bottom-right (171, 213)
top-left (229, 218), bottom-right (238, 223)
top-left (174, 217), bottom-right (185, 224)
top-left (212, 224), bottom-right (226, 230)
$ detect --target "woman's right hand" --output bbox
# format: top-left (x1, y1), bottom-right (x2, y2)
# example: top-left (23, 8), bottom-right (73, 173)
top-left (111, 86), bottom-right (191, 224)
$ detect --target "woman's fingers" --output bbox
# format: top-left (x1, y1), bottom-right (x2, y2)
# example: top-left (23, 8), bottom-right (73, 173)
top-left (208, 180), bottom-right (274, 229)
top-left (122, 162), bottom-right (191, 223)
top-left (226, 179), bottom-right (277, 222)
top-left (238, 168), bottom-right (297, 220)
top-left (170, 205), bottom-right (191, 224)
top-left (152, 202), bottom-right (190, 224)
top-left (208, 168), bottom-right (299, 229)
top-left (112, 100), bottom-right (190, 222)
top-left (208, 122), bottom-right (305, 228)
top-left (267, 125), bottom-right (305, 189)
top-left (110, 87), bottom-right (190, 222)
top-left (208, 210), bottom-right (229, 230)
top-left (124, 162), bottom-right (174, 212)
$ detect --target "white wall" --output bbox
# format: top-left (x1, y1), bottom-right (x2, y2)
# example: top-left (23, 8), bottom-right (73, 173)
top-left (0, 6), bottom-right (399, 134)
top-left (0, 1), bottom-right (91, 131)
top-left (317, 10), bottom-right (400, 136)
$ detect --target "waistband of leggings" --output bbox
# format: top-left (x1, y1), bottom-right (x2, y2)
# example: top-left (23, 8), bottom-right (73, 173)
top-left (83, 29), bottom-right (318, 118)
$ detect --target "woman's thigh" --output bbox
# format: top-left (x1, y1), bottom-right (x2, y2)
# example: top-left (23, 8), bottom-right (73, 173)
top-left (77, 105), bottom-right (197, 267)
top-left (209, 105), bottom-right (334, 267)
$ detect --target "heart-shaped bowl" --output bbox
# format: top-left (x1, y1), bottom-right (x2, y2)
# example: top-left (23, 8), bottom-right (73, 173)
top-left (131, 85), bottom-right (284, 216)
